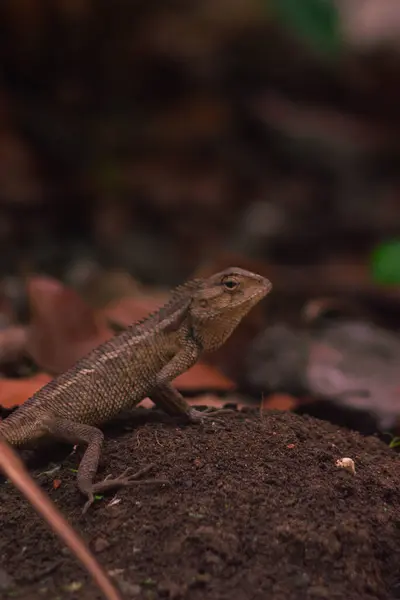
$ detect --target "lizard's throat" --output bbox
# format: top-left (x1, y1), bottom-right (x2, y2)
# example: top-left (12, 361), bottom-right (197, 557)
top-left (192, 318), bottom-right (241, 352)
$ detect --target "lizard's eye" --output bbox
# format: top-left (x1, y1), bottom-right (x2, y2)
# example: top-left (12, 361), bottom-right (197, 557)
top-left (221, 276), bottom-right (240, 291)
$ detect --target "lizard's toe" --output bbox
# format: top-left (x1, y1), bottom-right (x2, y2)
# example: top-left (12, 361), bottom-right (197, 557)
top-left (89, 463), bottom-right (169, 495)
top-left (82, 492), bottom-right (95, 515)
top-left (186, 407), bottom-right (235, 426)
top-left (102, 467), bottom-right (133, 482)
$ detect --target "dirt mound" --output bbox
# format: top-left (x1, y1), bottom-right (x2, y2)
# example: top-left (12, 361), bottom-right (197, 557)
top-left (0, 409), bottom-right (399, 600)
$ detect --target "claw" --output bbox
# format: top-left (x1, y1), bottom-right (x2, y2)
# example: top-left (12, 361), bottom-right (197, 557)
top-left (118, 466), bottom-right (135, 479)
top-left (82, 492), bottom-right (94, 515)
top-left (103, 467), bottom-right (133, 482)
top-left (186, 407), bottom-right (235, 424)
top-left (81, 463), bottom-right (169, 512)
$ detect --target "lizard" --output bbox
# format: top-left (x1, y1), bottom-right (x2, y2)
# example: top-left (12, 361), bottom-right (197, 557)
top-left (0, 267), bottom-right (272, 513)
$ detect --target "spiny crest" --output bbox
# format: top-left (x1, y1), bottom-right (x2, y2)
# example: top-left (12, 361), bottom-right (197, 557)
top-left (127, 277), bottom-right (204, 333)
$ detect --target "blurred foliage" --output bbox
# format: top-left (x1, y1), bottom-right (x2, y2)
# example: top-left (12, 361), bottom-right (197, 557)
top-left (0, 0), bottom-right (400, 288)
top-left (371, 240), bottom-right (400, 284)
top-left (269, 0), bottom-right (341, 55)
top-left (389, 435), bottom-right (400, 449)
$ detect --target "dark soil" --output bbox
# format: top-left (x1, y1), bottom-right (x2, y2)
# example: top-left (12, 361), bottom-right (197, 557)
top-left (0, 409), bottom-right (400, 600)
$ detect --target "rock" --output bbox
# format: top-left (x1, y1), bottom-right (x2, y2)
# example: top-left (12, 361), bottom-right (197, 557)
top-left (93, 536), bottom-right (111, 553)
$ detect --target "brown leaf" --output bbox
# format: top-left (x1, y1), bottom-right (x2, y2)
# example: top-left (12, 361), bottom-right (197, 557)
top-left (53, 479), bottom-right (61, 490)
top-left (0, 326), bottom-right (27, 365)
top-left (261, 393), bottom-right (299, 412)
top-left (302, 297), bottom-right (374, 324)
top-left (188, 394), bottom-right (231, 409)
top-left (25, 277), bottom-right (113, 374)
top-left (174, 363), bottom-right (234, 392)
top-left (100, 294), bottom-right (167, 328)
top-left (0, 373), bottom-right (52, 408)
top-left (140, 391), bottom-right (249, 411)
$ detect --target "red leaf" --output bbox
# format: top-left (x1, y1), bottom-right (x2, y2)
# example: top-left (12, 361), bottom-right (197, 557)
top-left (174, 363), bottom-right (235, 392)
top-left (261, 394), bottom-right (299, 412)
top-left (0, 326), bottom-right (27, 365)
top-left (187, 394), bottom-right (231, 409)
top-left (100, 294), bottom-right (168, 328)
top-left (25, 277), bottom-right (113, 374)
top-left (0, 373), bottom-right (53, 408)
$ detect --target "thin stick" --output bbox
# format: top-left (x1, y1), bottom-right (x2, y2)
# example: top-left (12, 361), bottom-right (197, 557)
top-left (0, 437), bottom-right (122, 600)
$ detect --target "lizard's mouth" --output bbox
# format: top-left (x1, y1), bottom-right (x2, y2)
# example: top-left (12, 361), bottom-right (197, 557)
top-left (263, 278), bottom-right (273, 293)
top-left (245, 278), bottom-right (272, 307)
top-left (259, 277), bottom-right (272, 297)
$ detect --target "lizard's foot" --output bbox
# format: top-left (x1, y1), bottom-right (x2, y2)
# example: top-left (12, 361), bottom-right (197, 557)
top-left (82, 493), bottom-right (96, 515)
top-left (81, 464), bottom-right (169, 514)
top-left (185, 407), bottom-right (235, 426)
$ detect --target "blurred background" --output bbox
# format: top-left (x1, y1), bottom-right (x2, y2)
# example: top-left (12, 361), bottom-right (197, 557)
top-left (2, 0), bottom-right (400, 440)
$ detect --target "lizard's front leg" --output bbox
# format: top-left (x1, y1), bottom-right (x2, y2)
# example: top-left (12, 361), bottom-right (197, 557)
top-left (151, 343), bottom-right (234, 423)
top-left (43, 418), bottom-right (167, 514)
top-left (151, 383), bottom-right (234, 423)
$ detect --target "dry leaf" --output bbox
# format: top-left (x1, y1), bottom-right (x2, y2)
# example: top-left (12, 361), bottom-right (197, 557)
top-left (174, 363), bottom-right (234, 392)
top-left (262, 393), bottom-right (299, 412)
top-left (0, 326), bottom-right (27, 365)
top-left (0, 373), bottom-right (52, 409)
top-left (100, 294), bottom-right (167, 328)
top-left (25, 276), bottom-right (113, 374)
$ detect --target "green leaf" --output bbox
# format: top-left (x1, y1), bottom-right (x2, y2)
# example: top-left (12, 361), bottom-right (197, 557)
top-left (268, 0), bottom-right (341, 55)
top-left (371, 240), bottom-right (400, 284)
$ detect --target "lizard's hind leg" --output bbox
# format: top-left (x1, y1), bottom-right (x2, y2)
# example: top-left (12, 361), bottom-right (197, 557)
top-left (43, 418), bottom-right (168, 514)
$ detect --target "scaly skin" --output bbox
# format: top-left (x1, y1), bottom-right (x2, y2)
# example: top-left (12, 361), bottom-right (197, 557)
top-left (0, 267), bottom-right (272, 512)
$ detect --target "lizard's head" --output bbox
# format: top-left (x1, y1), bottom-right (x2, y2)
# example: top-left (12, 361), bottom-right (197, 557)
top-left (189, 267), bottom-right (272, 351)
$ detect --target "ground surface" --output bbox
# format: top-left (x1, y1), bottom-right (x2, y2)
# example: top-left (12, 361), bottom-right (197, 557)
top-left (0, 409), bottom-right (399, 600)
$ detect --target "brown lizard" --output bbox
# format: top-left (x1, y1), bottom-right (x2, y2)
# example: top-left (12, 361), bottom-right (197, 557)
top-left (0, 267), bottom-right (271, 513)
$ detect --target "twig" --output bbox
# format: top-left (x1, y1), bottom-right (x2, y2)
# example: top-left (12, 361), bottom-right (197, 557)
top-left (0, 437), bottom-right (122, 600)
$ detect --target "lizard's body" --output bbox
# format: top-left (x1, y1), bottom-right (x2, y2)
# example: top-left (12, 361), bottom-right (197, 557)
top-left (0, 268), bottom-right (271, 512)
top-left (3, 323), bottom-right (188, 444)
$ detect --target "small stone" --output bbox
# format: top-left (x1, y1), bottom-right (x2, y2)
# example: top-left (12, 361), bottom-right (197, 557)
top-left (335, 457), bottom-right (356, 475)
top-left (190, 572), bottom-right (211, 587)
top-left (0, 568), bottom-right (14, 591)
top-left (157, 579), bottom-right (183, 598)
top-left (291, 572), bottom-right (310, 588)
top-left (63, 581), bottom-right (83, 592)
top-left (204, 551), bottom-right (222, 566)
top-left (115, 577), bottom-right (141, 597)
top-left (308, 585), bottom-right (329, 598)
top-left (93, 537), bottom-right (110, 553)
